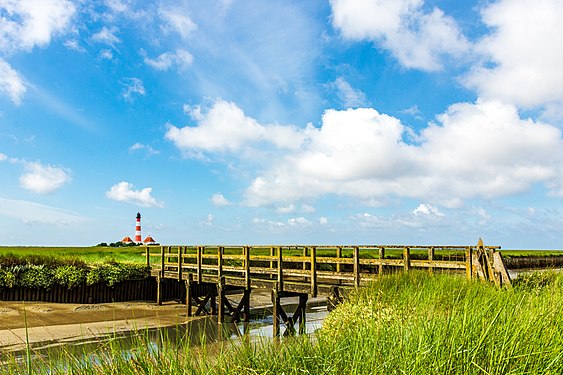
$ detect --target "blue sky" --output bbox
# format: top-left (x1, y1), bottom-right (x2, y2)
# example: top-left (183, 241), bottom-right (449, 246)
top-left (1, 0), bottom-right (563, 248)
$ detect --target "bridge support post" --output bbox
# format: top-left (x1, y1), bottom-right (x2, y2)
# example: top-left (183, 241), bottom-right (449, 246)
top-left (271, 286), bottom-right (309, 337)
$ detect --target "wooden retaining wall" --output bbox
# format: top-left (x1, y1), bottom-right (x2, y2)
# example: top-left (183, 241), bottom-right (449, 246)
top-left (0, 278), bottom-right (168, 304)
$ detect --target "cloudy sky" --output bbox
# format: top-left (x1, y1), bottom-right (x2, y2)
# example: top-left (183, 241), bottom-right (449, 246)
top-left (1, 0), bottom-right (563, 248)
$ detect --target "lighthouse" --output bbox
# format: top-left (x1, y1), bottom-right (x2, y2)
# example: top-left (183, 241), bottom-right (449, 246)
top-left (134, 212), bottom-right (142, 244)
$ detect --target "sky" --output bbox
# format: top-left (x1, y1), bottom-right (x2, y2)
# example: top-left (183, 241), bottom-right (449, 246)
top-left (1, 0), bottom-right (563, 249)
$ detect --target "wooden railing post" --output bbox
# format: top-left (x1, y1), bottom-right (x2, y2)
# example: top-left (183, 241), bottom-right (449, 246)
top-left (303, 247), bottom-right (308, 271)
top-left (269, 247), bottom-right (275, 279)
top-left (336, 246), bottom-right (342, 273)
top-left (145, 246), bottom-right (150, 269)
top-left (403, 247), bottom-right (411, 272)
top-left (465, 246), bottom-right (472, 280)
top-left (197, 246), bottom-right (203, 284)
top-left (218, 246), bottom-right (224, 280)
top-left (245, 246), bottom-right (251, 289)
top-left (353, 246), bottom-right (360, 287)
top-left (160, 246), bottom-right (165, 278)
top-left (177, 246), bottom-right (183, 280)
top-left (428, 246), bottom-right (435, 275)
top-left (277, 247), bottom-right (283, 291)
top-left (310, 246), bottom-right (317, 297)
top-left (378, 247), bottom-right (385, 275)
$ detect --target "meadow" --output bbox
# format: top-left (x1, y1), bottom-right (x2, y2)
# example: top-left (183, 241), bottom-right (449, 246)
top-left (1, 245), bottom-right (562, 265)
top-left (1, 270), bottom-right (562, 374)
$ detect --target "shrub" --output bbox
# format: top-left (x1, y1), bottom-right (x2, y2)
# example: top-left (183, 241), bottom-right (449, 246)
top-left (53, 265), bottom-right (87, 289)
top-left (0, 268), bottom-right (16, 288)
top-left (18, 264), bottom-right (54, 289)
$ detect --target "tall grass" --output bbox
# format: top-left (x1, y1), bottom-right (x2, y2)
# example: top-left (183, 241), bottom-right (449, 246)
top-left (2, 271), bottom-right (562, 374)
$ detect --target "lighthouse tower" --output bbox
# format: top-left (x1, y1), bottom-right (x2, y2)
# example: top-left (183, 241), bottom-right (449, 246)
top-left (134, 212), bottom-right (142, 244)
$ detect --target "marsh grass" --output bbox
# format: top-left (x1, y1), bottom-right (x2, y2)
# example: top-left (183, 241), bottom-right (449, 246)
top-left (2, 271), bottom-right (562, 374)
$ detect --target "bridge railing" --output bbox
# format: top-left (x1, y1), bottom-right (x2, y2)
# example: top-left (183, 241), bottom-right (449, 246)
top-left (144, 244), bottom-right (501, 296)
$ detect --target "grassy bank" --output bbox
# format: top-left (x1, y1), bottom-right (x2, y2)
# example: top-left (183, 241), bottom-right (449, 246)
top-left (2, 271), bottom-right (562, 374)
top-left (0, 247), bottom-right (146, 264)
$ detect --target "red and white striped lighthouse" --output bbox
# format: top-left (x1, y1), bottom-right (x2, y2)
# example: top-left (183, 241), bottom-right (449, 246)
top-left (134, 212), bottom-right (142, 244)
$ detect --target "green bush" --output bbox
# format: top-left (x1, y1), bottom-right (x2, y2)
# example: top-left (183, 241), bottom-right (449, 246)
top-left (53, 265), bottom-right (87, 289)
top-left (0, 268), bottom-right (16, 288)
top-left (0, 254), bottom-right (149, 289)
top-left (18, 264), bottom-right (54, 289)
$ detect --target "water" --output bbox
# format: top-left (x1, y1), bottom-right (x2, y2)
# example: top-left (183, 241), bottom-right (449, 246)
top-left (2, 302), bottom-right (328, 365)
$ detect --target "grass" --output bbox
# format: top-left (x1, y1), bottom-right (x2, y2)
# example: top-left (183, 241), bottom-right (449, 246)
top-left (2, 271), bottom-right (562, 374)
top-left (0, 247), bottom-right (147, 264)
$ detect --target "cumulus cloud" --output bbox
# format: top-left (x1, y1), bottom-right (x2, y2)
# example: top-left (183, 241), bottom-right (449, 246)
top-left (106, 181), bottom-right (163, 207)
top-left (0, 58), bottom-right (25, 104)
top-left (0, 0), bottom-right (76, 52)
top-left (144, 49), bottom-right (193, 71)
top-left (464, 0), bottom-right (563, 116)
top-left (165, 99), bottom-right (308, 156)
top-left (211, 193), bottom-right (230, 207)
top-left (330, 0), bottom-right (469, 71)
top-left (120, 77), bottom-right (145, 101)
top-left (19, 161), bottom-right (72, 194)
top-left (242, 101), bottom-right (563, 206)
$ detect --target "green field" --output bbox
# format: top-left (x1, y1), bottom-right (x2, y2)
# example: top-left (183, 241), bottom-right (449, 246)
top-left (0, 246), bottom-right (147, 263)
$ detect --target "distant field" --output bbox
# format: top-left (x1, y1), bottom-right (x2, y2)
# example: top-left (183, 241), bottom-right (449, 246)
top-left (0, 246), bottom-right (561, 265)
top-left (0, 246), bottom-right (147, 263)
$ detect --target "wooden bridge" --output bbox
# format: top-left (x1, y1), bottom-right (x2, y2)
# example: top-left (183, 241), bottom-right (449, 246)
top-left (145, 239), bottom-right (510, 335)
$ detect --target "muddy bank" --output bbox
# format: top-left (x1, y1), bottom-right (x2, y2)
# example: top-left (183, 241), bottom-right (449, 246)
top-left (0, 292), bottom-right (326, 353)
top-left (504, 255), bottom-right (563, 269)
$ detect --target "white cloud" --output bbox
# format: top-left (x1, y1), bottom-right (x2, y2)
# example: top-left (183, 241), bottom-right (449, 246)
top-left (106, 181), bottom-right (163, 207)
top-left (277, 204), bottom-right (296, 214)
top-left (413, 203), bottom-right (444, 217)
top-left (0, 152), bottom-right (7, 161)
top-left (19, 161), bottom-right (72, 194)
top-left (330, 0), bottom-right (469, 71)
top-left (464, 0), bottom-right (563, 116)
top-left (92, 26), bottom-right (121, 47)
top-left (243, 101), bottom-right (563, 206)
top-left (158, 7), bottom-right (197, 39)
top-left (63, 39), bottom-right (85, 52)
top-left (120, 77), bottom-right (145, 101)
top-left (144, 49), bottom-right (193, 71)
top-left (99, 49), bottom-right (113, 60)
top-left (330, 77), bottom-right (367, 108)
top-left (129, 142), bottom-right (159, 156)
top-left (200, 213), bottom-right (214, 227)
top-left (0, 58), bottom-right (25, 104)
top-left (211, 193), bottom-right (230, 207)
top-left (288, 216), bottom-right (312, 227)
top-left (319, 217), bottom-right (328, 225)
top-left (165, 99), bottom-right (307, 155)
top-left (0, 0), bottom-right (76, 52)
